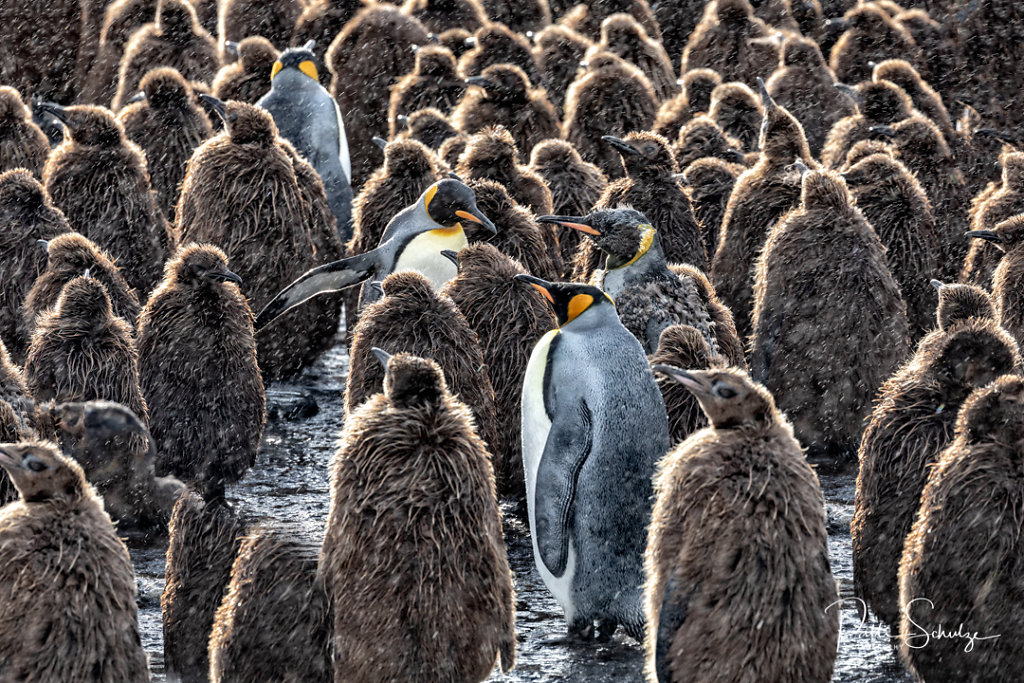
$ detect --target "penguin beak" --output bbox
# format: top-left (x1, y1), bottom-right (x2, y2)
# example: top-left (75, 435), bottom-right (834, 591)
top-left (673, 173), bottom-right (690, 187)
top-left (455, 207), bottom-right (496, 234)
top-left (197, 93), bottom-right (228, 126)
top-left (372, 136), bottom-right (388, 151)
top-left (370, 347), bottom-right (392, 369)
top-left (513, 274), bottom-right (554, 303)
top-left (652, 365), bottom-right (712, 395)
top-left (465, 76), bottom-right (497, 92)
top-left (208, 268), bottom-right (243, 284)
top-left (930, 278), bottom-right (945, 291)
top-left (824, 17), bottom-right (850, 31)
top-left (35, 101), bottom-right (69, 125)
top-left (536, 215), bottom-right (601, 236)
top-left (756, 77), bottom-right (777, 110)
top-left (602, 135), bottom-right (639, 156)
top-left (724, 149), bottom-right (747, 164)
top-left (791, 159), bottom-right (811, 178)
top-left (440, 249), bottom-right (460, 267)
top-left (36, 238), bottom-right (50, 251)
top-left (868, 125), bottom-right (897, 139)
top-left (224, 41), bottom-right (240, 58)
top-left (368, 280), bottom-right (385, 296)
top-left (127, 91), bottom-right (146, 104)
top-left (834, 83), bottom-right (859, 103)
top-left (965, 230), bottom-right (1004, 248)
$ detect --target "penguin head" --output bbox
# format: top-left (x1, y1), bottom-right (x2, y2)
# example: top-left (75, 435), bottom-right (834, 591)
top-left (932, 280), bottom-right (995, 330)
top-left (35, 103), bottom-right (124, 148)
top-left (513, 275), bottom-right (614, 328)
top-left (681, 69), bottom-right (721, 113)
top-left (957, 375), bottom-right (1024, 448)
top-left (929, 319), bottom-right (1019, 390)
top-left (404, 108), bottom-right (458, 148)
top-left (200, 95), bottom-right (278, 147)
top-left (0, 441), bottom-right (87, 504)
top-left (372, 349), bottom-right (448, 409)
top-left (859, 80), bottom-right (913, 124)
top-left (0, 169), bottom-right (50, 224)
top-left (798, 167), bottom-right (852, 213)
top-left (55, 276), bottom-right (114, 324)
top-left (599, 13), bottom-right (649, 52)
top-left (381, 138), bottom-right (439, 177)
top-left (676, 115), bottom-right (745, 168)
top-left (271, 41), bottom-right (319, 82)
top-left (422, 178), bottom-right (496, 234)
top-left (1001, 151), bottom-right (1024, 187)
top-left (138, 67), bottom-right (191, 110)
top-left (168, 243), bottom-right (243, 288)
top-left (0, 86), bottom-right (29, 125)
top-left (459, 126), bottom-right (518, 174)
top-left (538, 208), bottom-right (657, 269)
top-left (679, 157), bottom-right (739, 199)
top-left (602, 132), bottom-right (678, 178)
top-left (711, 82), bottom-right (762, 128)
top-left (871, 59), bottom-right (922, 96)
top-left (42, 233), bottom-right (105, 280)
top-left (781, 36), bottom-right (825, 69)
top-left (652, 366), bottom-right (776, 430)
top-left (236, 37), bottom-right (278, 74)
top-left (843, 4), bottom-right (892, 34)
top-left (652, 325), bottom-right (719, 372)
top-left (413, 45), bottom-right (458, 79)
top-left (465, 64), bottom-right (530, 103)
top-left (755, 79), bottom-right (810, 164)
top-left (54, 399), bottom-right (156, 472)
top-left (967, 214), bottom-right (1024, 254)
top-left (875, 117), bottom-right (951, 170)
top-left (529, 139), bottom-right (585, 169)
top-left (715, 0), bottom-right (754, 24)
top-left (158, 0), bottom-right (200, 43)
top-left (842, 141), bottom-right (894, 170)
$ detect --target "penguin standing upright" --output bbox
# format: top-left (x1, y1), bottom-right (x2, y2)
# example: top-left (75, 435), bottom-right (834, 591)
top-left (518, 275), bottom-right (670, 639)
top-left (258, 42), bottom-right (353, 239)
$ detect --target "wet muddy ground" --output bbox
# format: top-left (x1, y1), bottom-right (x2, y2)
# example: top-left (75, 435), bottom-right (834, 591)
top-left (134, 331), bottom-right (913, 682)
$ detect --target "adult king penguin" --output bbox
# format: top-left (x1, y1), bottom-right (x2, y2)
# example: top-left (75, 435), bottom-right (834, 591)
top-left (257, 41), bottom-right (353, 238)
top-left (517, 275), bottom-right (670, 640)
top-left (255, 178), bottom-right (494, 329)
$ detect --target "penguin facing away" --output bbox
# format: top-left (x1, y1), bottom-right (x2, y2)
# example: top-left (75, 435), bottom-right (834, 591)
top-left (517, 274), bottom-right (670, 640)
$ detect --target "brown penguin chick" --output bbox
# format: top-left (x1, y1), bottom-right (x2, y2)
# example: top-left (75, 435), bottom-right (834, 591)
top-left (871, 58), bottom-right (953, 144)
top-left (118, 67), bottom-right (214, 221)
top-left (598, 13), bottom-right (678, 103)
top-left (163, 491), bottom-right (248, 683)
top-left (527, 139), bottom-right (608, 265)
top-left (650, 0), bottom-right (708, 74)
top-left (749, 0), bottom-right (803, 31)
top-left (827, 3), bottom-right (922, 86)
top-left (709, 81), bottom-right (763, 153)
top-left (750, 168), bottom-right (910, 464)
top-left (681, 0), bottom-right (780, 88)
top-left (841, 150), bottom-right (939, 338)
top-left (559, 0), bottom-right (661, 42)
top-left (671, 263), bottom-right (747, 368)
top-left (325, 5), bottom-right (429, 187)
top-left (0, 340), bottom-right (29, 422)
top-left (819, 79), bottom-right (915, 169)
top-left (711, 83), bottom-right (813, 341)
top-left (24, 277), bottom-right (148, 427)
top-left (648, 324), bottom-right (721, 446)
top-left (962, 150), bottom-right (1024, 287)
top-left (137, 244), bottom-right (265, 501)
top-left (643, 367), bottom-right (838, 683)
top-left (217, 0), bottom-right (302, 57)
top-left (481, 0), bottom-right (551, 34)
top-left (51, 399), bottom-right (185, 542)
top-left (211, 36), bottom-right (279, 104)
top-left (81, 0), bottom-right (159, 106)
top-left (0, 88), bottom-right (50, 178)
top-left (41, 103), bottom-right (170, 296)
top-left (437, 27), bottom-right (475, 60)
top-left (399, 107), bottom-right (461, 150)
top-left (0, 171), bottom-right (70, 361)
top-left (456, 126), bottom-right (554, 216)
top-left (467, 179), bottom-right (561, 279)
top-left (766, 36), bottom-right (856, 158)
top-left (402, 0), bottom-right (487, 33)
top-left (532, 24), bottom-right (593, 115)
top-left (892, 9), bottom-right (956, 97)
top-left (175, 100), bottom-right (334, 379)
top-left (672, 114), bottom-right (747, 168)
top-left (990, 215), bottom-right (1024, 350)
top-left (933, 280), bottom-right (996, 330)
top-left (0, 0), bottom-right (83, 104)
top-left (440, 243), bottom-right (555, 499)
top-left (112, 0), bottom-right (219, 112)
top-left (898, 375), bottom-right (1024, 680)
top-left (458, 22), bottom-right (542, 85)
top-left (209, 529), bottom-right (333, 683)
top-left (679, 157), bottom-right (743, 265)
top-left (951, 0), bottom-right (1024, 132)
top-left (345, 271), bottom-right (499, 451)
top-left (652, 68), bottom-right (721, 139)
top-left (0, 401), bottom-right (34, 506)
top-left (292, 0), bottom-right (365, 54)
top-left (562, 48), bottom-right (658, 180)
top-left (323, 350), bottom-right (515, 681)
top-left (440, 133), bottom-right (470, 168)
top-left (852, 318), bottom-right (1018, 632)
top-left (592, 131), bottom-right (706, 271)
top-left (451, 64), bottom-right (560, 156)
top-left (21, 233), bottom-right (140, 346)
top-left (0, 441), bottom-right (149, 682)
top-left (389, 45), bottom-right (466, 137)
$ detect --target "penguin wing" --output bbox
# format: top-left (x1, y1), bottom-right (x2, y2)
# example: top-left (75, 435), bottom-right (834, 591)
top-left (655, 574), bottom-right (694, 683)
top-left (535, 398), bottom-right (593, 577)
top-left (254, 251), bottom-right (379, 331)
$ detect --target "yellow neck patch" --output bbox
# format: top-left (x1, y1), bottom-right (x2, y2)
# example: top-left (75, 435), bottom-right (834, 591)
top-left (271, 61), bottom-right (282, 80)
top-left (424, 184), bottom-right (438, 213)
top-left (566, 294), bottom-right (593, 324)
top-left (431, 224), bottom-right (462, 236)
top-left (616, 225), bottom-right (656, 270)
top-left (299, 60), bottom-right (318, 80)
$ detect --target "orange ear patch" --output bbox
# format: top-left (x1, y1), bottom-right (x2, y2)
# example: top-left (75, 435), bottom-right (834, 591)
top-left (299, 60), bottom-right (318, 80)
top-left (271, 61), bottom-right (283, 80)
top-left (567, 294), bottom-right (593, 323)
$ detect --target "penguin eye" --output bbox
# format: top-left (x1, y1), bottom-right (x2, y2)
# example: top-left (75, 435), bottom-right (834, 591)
top-left (713, 382), bottom-right (737, 399)
top-left (25, 457), bottom-right (47, 473)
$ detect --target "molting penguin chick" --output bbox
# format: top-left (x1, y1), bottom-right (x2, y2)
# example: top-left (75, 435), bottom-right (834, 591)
top-left (399, 107), bottom-right (460, 150)
top-left (41, 102), bottom-right (171, 296)
top-left (0, 441), bottom-right (149, 681)
top-left (853, 318), bottom-right (1019, 632)
top-left (820, 79), bottom-right (915, 169)
top-left (0, 171), bottom-right (70, 361)
top-left (532, 25), bottom-right (593, 116)
top-left (598, 13), bottom-right (678, 102)
top-left (679, 157), bottom-right (742, 264)
top-left (708, 81), bottom-right (763, 154)
top-left (712, 80), bottom-right (813, 340)
top-left (644, 366), bottom-right (838, 683)
top-left (560, 0), bottom-right (662, 43)
top-left (827, 3), bottom-right (922, 86)
top-left (751, 167), bottom-right (910, 465)
top-left (518, 275), bottom-right (670, 639)
top-left (871, 58), bottom-right (954, 143)
top-left (988, 214), bottom-right (1024, 351)
top-left (389, 45), bottom-right (465, 136)
top-left (458, 21), bottom-right (541, 85)
top-left (648, 324), bottom-right (723, 446)
top-left (0, 87), bottom-right (50, 177)
top-left (962, 150), bottom-right (1024, 287)
top-left (653, 68), bottom-right (722, 140)
top-left (80, 0), bottom-right (160, 106)
top-left (456, 126), bottom-right (553, 215)
top-left (258, 42), bottom-right (354, 238)
top-left (217, 0), bottom-right (302, 57)
top-left (467, 180), bottom-right (561, 280)
top-left (932, 279), bottom-right (996, 331)
top-left (898, 374), bottom-right (1024, 681)
top-left (681, 0), bottom-right (780, 87)
top-left (137, 244), bottom-right (265, 502)
top-left (672, 114), bottom-right (746, 168)
top-left (211, 36), bottom-right (278, 104)
top-left (440, 243), bottom-right (555, 501)
top-left (452, 64), bottom-right (560, 157)
top-left (118, 67), bottom-right (214, 221)
top-left (323, 351), bottom-right (515, 681)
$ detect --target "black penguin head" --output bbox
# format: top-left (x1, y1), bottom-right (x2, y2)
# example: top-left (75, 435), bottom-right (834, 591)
top-left (933, 280), bottom-right (996, 330)
top-left (0, 441), bottom-right (86, 504)
top-left (139, 67), bottom-right (191, 110)
top-left (538, 208), bottom-right (656, 268)
top-left (967, 214), bottom-right (1024, 254)
top-left (272, 41), bottom-right (319, 82)
top-left (36, 103), bottom-right (124, 148)
top-left (682, 69), bottom-right (721, 112)
top-left (958, 375), bottom-right (1024, 448)
top-left (602, 131), bottom-right (678, 178)
top-left (55, 276), bottom-right (114, 323)
top-left (169, 243), bottom-right (242, 288)
top-left (374, 350), bottom-right (448, 409)
top-left (652, 366), bottom-right (776, 430)
top-left (422, 178), bottom-right (496, 233)
top-left (466, 64), bottom-right (530, 103)
top-left (513, 275), bottom-right (613, 328)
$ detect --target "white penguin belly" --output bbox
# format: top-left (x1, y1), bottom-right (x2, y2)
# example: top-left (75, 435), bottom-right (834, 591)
top-left (521, 329), bottom-right (578, 622)
top-left (393, 229), bottom-right (467, 291)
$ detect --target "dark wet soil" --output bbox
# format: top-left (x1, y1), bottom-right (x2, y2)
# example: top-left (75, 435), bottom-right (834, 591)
top-left (134, 331), bottom-right (913, 682)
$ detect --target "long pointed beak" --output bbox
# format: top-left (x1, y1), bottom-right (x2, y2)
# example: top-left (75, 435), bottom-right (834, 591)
top-left (965, 230), bottom-right (1002, 245)
top-left (834, 83), bottom-right (859, 102)
top-left (869, 125), bottom-right (897, 139)
top-left (930, 279), bottom-right (945, 291)
top-left (197, 93), bottom-right (227, 125)
top-left (791, 159), bottom-right (811, 177)
top-left (536, 214), bottom-right (601, 235)
top-left (465, 76), bottom-right (496, 91)
top-left (602, 135), bottom-right (639, 156)
top-left (224, 41), bottom-right (240, 58)
top-left (35, 101), bottom-right (69, 125)
top-left (371, 347), bottom-right (392, 369)
top-left (673, 173), bottom-right (690, 186)
top-left (440, 249), bottom-right (460, 267)
top-left (513, 273), bottom-right (554, 303)
top-left (651, 364), bottom-right (710, 395)
top-left (372, 136), bottom-right (388, 150)
top-left (209, 268), bottom-right (243, 285)
top-left (0, 445), bottom-right (19, 469)
top-left (368, 280), bottom-right (384, 296)
top-left (127, 90), bottom-right (146, 104)
top-left (756, 77), bottom-right (776, 110)
top-left (825, 17), bottom-right (850, 31)
top-left (455, 208), bottom-right (496, 234)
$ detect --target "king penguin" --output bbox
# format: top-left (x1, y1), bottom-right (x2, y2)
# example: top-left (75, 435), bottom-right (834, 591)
top-left (516, 274), bottom-right (671, 641)
top-left (255, 178), bottom-right (494, 329)
top-left (257, 41), bottom-right (354, 238)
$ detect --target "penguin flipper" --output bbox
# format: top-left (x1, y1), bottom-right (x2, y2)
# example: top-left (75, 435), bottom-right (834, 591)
top-left (655, 574), bottom-right (693, 683)
top-left (254, 251), bottom-right (378, 331)
top-left (535, 399), bottom-right (593, 577)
